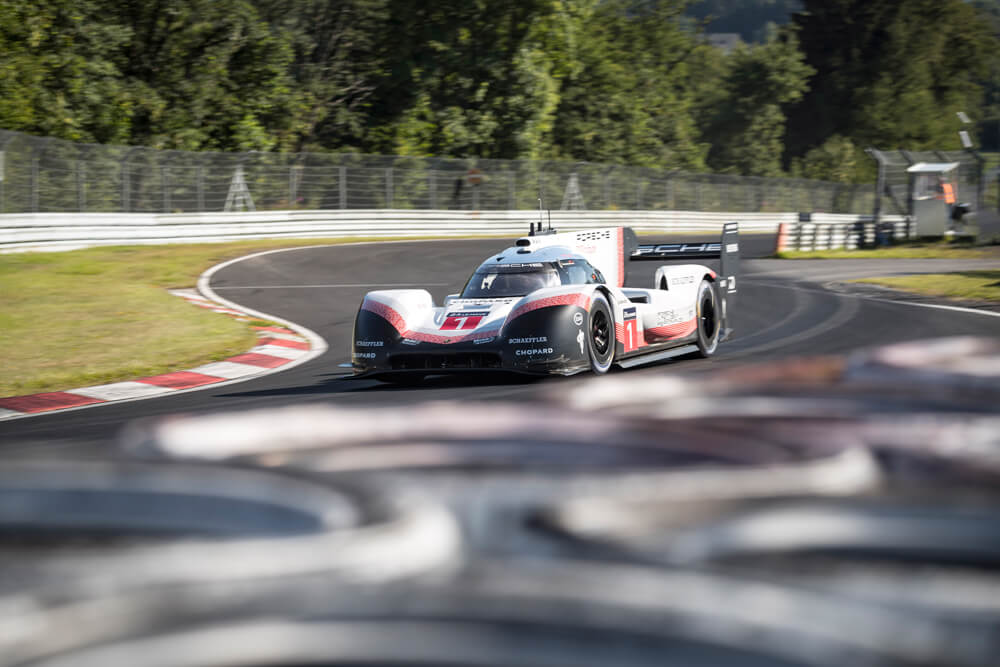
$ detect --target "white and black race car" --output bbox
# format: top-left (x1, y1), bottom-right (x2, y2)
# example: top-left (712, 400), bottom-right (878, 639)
top-left (352, 222), bottom-right (738, 382)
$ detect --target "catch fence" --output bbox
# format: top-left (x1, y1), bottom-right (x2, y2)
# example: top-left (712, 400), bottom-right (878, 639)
top-left (0, 130), bottom-right (876, 215)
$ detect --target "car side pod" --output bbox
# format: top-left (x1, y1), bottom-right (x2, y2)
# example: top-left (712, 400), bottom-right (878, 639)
top-left (628, 222), bottom-right (739, 341)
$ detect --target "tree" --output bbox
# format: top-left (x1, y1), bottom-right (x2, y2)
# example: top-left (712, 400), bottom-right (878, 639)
top-left (253, 0), bottom-right (390, 152)
top-left (699, 30), bottom-right (813, 176)
top-left (0, 0), bottom-right (134, 143)
top-left (549, 0), bottom-right (709, 170)
top-left (362, 0), bottom-right (560, 159)
top-left (115, 0), bottom-right (304, 151)
top-left (786, 0), bottom-right (1000, 161)
top-left (0, 0), bottom-right (313, 151)
top-left (790, 135), bottom-right (873, 183)
top-left (967, 0), bottom-right (1000, 151)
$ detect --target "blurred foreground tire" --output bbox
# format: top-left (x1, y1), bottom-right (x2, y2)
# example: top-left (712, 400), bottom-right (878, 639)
top-left (10, 559), bottom-right (998, 667)
top-left (0, 460), bottom-right (459, 665)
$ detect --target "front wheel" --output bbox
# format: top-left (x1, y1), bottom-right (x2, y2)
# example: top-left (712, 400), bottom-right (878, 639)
top-left (695, 279), bottom-right (720, 358)
top-left (587, 293), bottom-right (614, 374)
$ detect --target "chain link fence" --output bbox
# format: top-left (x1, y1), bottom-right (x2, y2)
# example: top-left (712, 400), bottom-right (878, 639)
top-left (0, 129), bottom-right (877, 215)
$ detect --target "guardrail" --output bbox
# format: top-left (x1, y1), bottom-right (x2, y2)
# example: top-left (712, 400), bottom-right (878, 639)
top-left (0, 209), bottom-right (907, 253)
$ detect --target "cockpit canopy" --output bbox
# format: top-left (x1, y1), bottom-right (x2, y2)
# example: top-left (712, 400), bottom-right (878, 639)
top-left (461, 257), bottom-right (605, 299)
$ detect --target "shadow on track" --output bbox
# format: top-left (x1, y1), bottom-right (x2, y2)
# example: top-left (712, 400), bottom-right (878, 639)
top-left (217, 371), bottom-right (556, 399)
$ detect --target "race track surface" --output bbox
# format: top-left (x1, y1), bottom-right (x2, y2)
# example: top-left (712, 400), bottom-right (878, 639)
top-left (3, 234), bottom-right (998, 455)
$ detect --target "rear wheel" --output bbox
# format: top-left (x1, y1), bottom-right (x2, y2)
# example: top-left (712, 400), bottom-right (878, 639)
top-left (587, 293), bottom-right (614, 374)
top-left (695, 279), bottom-right (720, 358)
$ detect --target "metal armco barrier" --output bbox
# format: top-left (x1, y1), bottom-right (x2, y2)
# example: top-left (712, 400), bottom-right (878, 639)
top-left (0, 209), bottom-right (905, 253)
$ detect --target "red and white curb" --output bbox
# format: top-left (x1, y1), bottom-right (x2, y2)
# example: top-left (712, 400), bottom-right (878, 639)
top-left (0, 250), bottom-right (329, 421)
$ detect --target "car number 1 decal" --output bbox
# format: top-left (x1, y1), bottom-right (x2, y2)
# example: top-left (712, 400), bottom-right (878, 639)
top-left (622, 319), bottom-right (639, 353)
top-left (622, 307), bottom-right (639, 353)
top-left (441, 315), bottom-right (485, 330)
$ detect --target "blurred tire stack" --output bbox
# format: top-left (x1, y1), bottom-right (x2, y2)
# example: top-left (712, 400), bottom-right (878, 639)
top-left (3, 337), bottom-right (999, 666)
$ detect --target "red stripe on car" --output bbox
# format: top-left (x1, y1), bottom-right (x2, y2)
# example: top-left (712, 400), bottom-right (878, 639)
top-left (643, 318), bottom-right (697, 341)
top-left (508, 293), bottom-right (591, 322)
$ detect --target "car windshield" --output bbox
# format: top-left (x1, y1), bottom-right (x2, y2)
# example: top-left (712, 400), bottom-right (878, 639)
top-left (557, 259), bottom-right (605, 285)
top-left (461, 266), bottom-right (562, 298)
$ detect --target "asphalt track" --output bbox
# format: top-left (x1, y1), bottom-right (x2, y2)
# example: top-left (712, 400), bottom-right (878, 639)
top-left (2, 233), bottom-right (999, 455)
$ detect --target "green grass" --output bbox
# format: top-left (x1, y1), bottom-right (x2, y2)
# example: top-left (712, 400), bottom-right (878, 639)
top-left (0, 235), bottom-right (465, 397)
top-left (853, 270), bottom-right (1000, 303)
top-left (776, 240), bottom-right (997, 259)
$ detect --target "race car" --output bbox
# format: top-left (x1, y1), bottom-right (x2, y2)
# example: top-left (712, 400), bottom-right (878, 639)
top-left (352, 222), bottom-right (738, 382)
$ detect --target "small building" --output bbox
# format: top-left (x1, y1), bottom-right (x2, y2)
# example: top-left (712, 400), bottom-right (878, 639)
top-left (906, 162), bottom-right (960, 237)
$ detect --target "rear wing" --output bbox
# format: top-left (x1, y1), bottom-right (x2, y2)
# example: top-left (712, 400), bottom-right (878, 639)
top-left (513, 222), bottom-right (739, 299)
top-left (628, 222), bottom-right (739, 339)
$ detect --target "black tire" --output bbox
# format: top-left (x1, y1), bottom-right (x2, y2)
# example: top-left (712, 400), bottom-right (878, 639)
top-left (587, 292), bottom-right (614, 374)
top-left (695, 279), bottom-right (720, 358)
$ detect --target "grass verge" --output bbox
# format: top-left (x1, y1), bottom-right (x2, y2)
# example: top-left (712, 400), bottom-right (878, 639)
top-left (852, 270), bottom-right (1000, 303)
top-left (0, 236), bottom-right (465, 397)
top-left (776, 240), bottom-right (997, 259)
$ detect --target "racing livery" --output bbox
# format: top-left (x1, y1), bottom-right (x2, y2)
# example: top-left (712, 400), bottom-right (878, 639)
top-left (352, 223), bottom-right (738, 382)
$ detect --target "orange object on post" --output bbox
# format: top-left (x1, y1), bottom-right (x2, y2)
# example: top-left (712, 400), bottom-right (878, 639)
top-left (941, 182), bottom-right (956, 204)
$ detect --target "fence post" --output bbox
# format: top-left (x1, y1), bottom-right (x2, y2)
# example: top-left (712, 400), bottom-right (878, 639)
top-left (76, 154), bottom-right (86, 213)
top-left (161, 158), bottom-right (170, 213)
top-left (30, 141), bottom-right (43, 213)
top-left (508, 171), bottom-right (516, 210)
top-left (197, 164), bottom-right (205, 212)
top-left (288, 163), bottom-right (295, 209)
top-left (339, 166), bottom-right (347, 209)
top-left (428, 170), bottom-right (436, 209)
top-left (385, 167), bottom-right (393, 208)
top-left (30, 138), bottom-right (54, 213)
top-left (121, 147), bottom-right (140, 213)
top-left (603, 171), bottom-right (611, 209)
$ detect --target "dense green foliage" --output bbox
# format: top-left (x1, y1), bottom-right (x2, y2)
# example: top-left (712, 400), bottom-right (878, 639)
top-left (788, 0), bottom-right (998, 174)
top-left (0, 0), bottom-right (997, 182)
